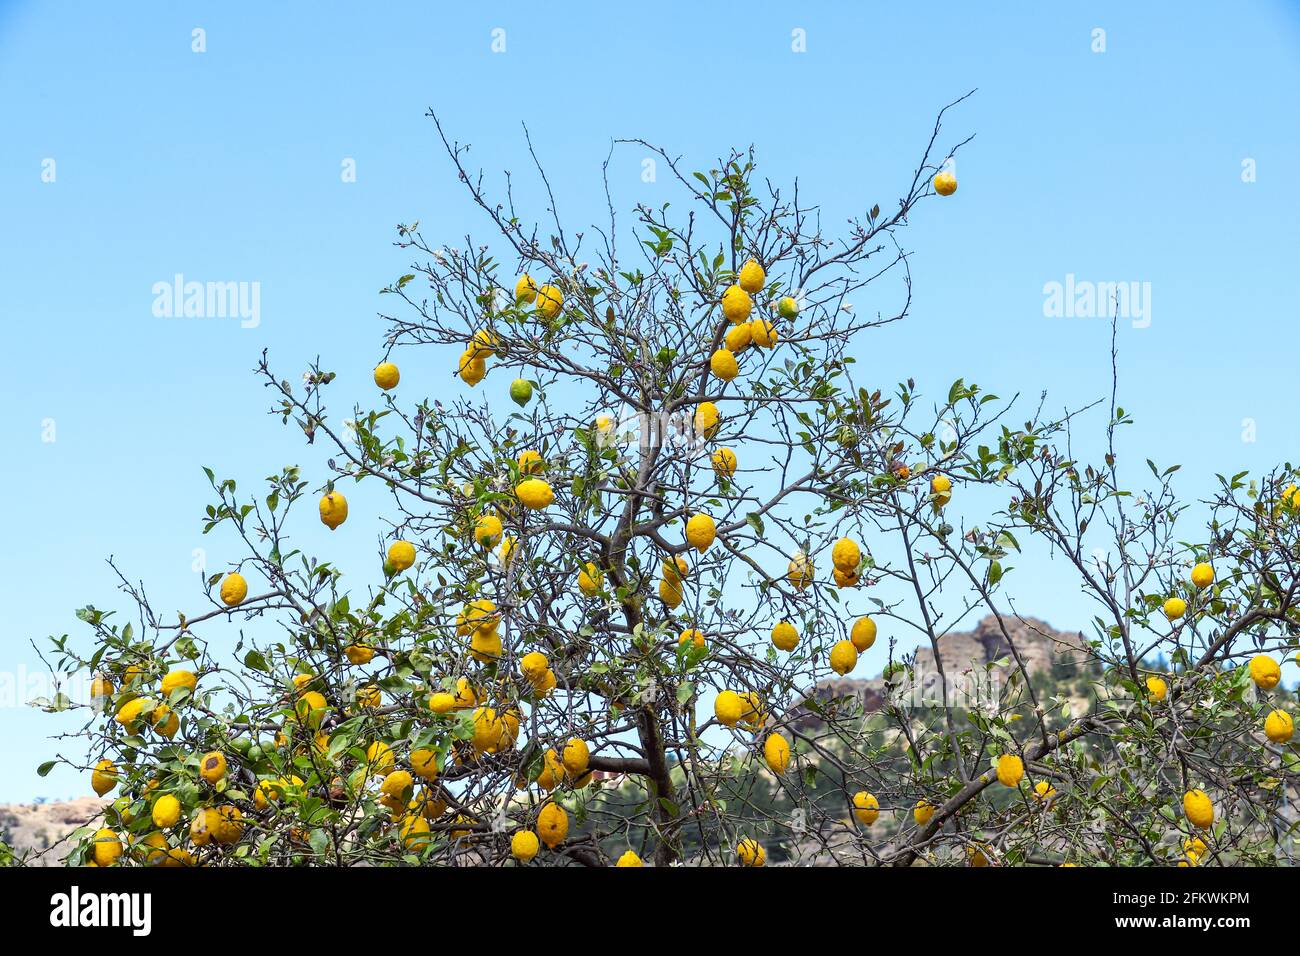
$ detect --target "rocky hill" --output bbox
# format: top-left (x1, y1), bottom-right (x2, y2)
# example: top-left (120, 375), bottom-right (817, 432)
top-left (0, 797), bottom-right (106, 866)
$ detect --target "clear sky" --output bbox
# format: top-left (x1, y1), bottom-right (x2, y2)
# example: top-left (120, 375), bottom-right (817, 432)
top-left (1, 1), bottom-right (1297, 802)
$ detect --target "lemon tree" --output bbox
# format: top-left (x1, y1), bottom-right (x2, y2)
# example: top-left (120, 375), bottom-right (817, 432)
top-left (42, 97), bottom-right (1300, 867)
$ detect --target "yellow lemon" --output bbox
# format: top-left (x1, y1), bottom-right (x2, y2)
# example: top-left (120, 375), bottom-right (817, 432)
top-left (366, 741), bottom-right (395, 777)
top-left (685, 513), bottom-right (716, 553)
top-left (787, 551), bottom-right (813, 590)
top-left (1265, 709), bottom-right (1294, 743)
top-left (763, 733), bottom-right (791, 774)
top-left (694, 401), bottom-right (720, 438)
top-left (373, 362), bottom-right (400, 390)
top-left (1033, 781), bottom-right (1057, 801)
top-left (91, 759), bottom-right (119, 796)
top-left (410, 748), bottom-right (439, 781)
top-left (517, 449), bottom-right (545, 474)
top-left (659, 578), bottom-right (684, 609)
top-left (511, 829), bottom-right (540, 861)
top-left (711, 447), bottom-right (737, 479)
top-left (933, 170), bottom-right (957, 196)
top-left (152, 794), bottom-right (181, 828)
top-left (995, 754), bottom-right (1024, 788)
top-left (1183, 789), bottom-right (1214, 829)
top-left (852, 791), bottom-right (880, 825)
top-left (578, 562), bottom-right (603, 597)
top-left (387, 540), bottom-right (417, 572)
top-left (771, 621), bottom-right (799, 652)
top-left (661, 554), bottom-right (689, 584)
top-left (725, 322), bottom-right (752, 352)
top-left (850, 616), bottom-right (877, 652)
top-left (750, 319), bottom-right (778, 348)
top-left (831, 537), bottom-right (861, 573)
top-left (219, 573), bottom-right (248, 607)
top-left (736, 837), bottom-right (765, 867)
top-left (678, 628), bottom-right (706, 649)
top-left (913, 799), bottom-right (936, 826)
top-left (520, 652), bottom-right (549, 683)
top-left (457, 349), bottom-right (487, 386)
top-left (738, 258), bottom-right (765, 293)
top-left (199, 751), bottom-right (227, 784)
top-left (710, 348), bottom-right (739, 382)
top-left (428, 691), bottom-right (456, 714)
top-left (562, 738), bottom-right (590, 777)
top-left (355, 684), bottom-right (382, 709)
top-left (1190, 562), bottom-right (1214, 589)
top-left (514, 273), bottom-right (538, 304)
top-left (160, 669), bottom-right (197, 697)
top-left (535, 284), bottom-right (564, 319)
top-left (1163, 597), bottom-right (1187, 620)
top-left (516, 478), bottom-right (554, 509)
top-left (537, 802), bottom-right (568, 847)
top-left (616, 849), bottom-right (643, 867)
top-left (345, 643), bottom-right (375, 665)
top-left (400, 814), bottom-right (431, 851)
top-left (714, 690), bottom-right (744, 727)
top-left (930, 474), bottom-right (951, 495)
top-left (721, 284), bottom-right (752, 324)
top-left (295, 690), bottom-right (327, 728)
top-left (92, 829), bottom-right (122, 867)
top-left (1146, 675), bottom-right (1168, 701)
top-left (1249, 655), bottom-right (1281, 690)
top-left (829, 639), bottom-right (858, 676)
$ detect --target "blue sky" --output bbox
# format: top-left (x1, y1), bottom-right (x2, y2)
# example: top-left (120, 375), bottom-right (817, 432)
top-left (1, 1), bottom-right (1298, 802)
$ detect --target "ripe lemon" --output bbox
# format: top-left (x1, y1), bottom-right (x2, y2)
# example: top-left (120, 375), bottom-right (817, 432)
top-left (199, 751), bottom-right (227, 784)
top-left (694, 401), bottom-right (721, 438)
top-left (852, 791), bottom-right (880, 825)
top-left (662, 554), bottom-right (689, 584)
top-left (658, 577), bottom-right (684, 608)
top-left (219, 573), bottom-right (248, 607)
top-left (715, 690), bottom-right (743, 727)
top-left (355, 684), bottom-right (382, 708)
top-left (832, 567), bottom-right (858, 589)
top-left (710, 348), bottom-right (739, 382)
top-left (388, 540), bottom-right (417, 572)
top-left (160, 669), bottom-right (197, 697)
top-left (1249, 655), bottom-right (1281, 690)
top-left (831, 538), bottom-right (860, 572)
top-left (92, 829), bottom-right (122, 867)
top-left (380, 770), bottom-right (415, 809)
top-left (850, 616), bottom-right (877, 652)
top-left (90, 674), bottom-right (114, 704)
top-left (469, 628), bottom-right (502, 663)
top-left (400, 814), bottom-right (431, 851)
top-left (562, 738), bottom-right (590, 777)
top-left (995, 754), bottom-right (1024, 788)
top-left (366, 741), bottom-right (395, 777)
top-left (913, 799), bottom-right (936, 826)
top-left (738, 258), bottom-right (765, 293)
top-left (1033, 781), bottom-right (1057, 801)
top-left (474, 514), bottom-right (503, 548)
top-left (1191, 562), bottom-right (1214, 589)
top-left (373, 362), bottom-right (400, 390)
top-left (537, 802), bottom-right (568, 847)
top-left (516, 478), bottom-right (554, 509)
top-left (345, 643), bottom-right (375, 665)
top-left (771, 621), bottom-right (799, 652)
top-left (763, 733), bottom-right (791, 774)
top-left (787, 551), bottom-right (813, 590)
top-left (514, 273), bottom-right (538, 305)
top-left (678, 628), bottom-right (706, 649)
top-left (578, 562), bottom-right (603, 597)
top-left (151, 794), bottom-right (181, 828)
top-left (685, 513), bottom-right (716, 552)
top-left (721, 284), bottom-right (752, 324)
top-left (535, 284), bottom-right (564, 319)
top-left (114, 696), bottom-right (152, 734)
top-left (1146, 675), bottom-right (1168, 701)
top-left (520, 652), bottom-right (549, 683)
top-left (933, 171), bottom-right (957, 196)
top-left (91, 759), bottom-right (118, 796)
top-left (616, 849), bottom-right (644, 867)
top-left (711, 447), bottom-right (738, 479)
top-left (1163, 597), bottom-right (1187, 620)
top-left (829, 639), bottom-right (858, 676)
top-left (428, 691), bottom-right (456, 714)
top-left (511, 829), bottom-right (540, 861)
top-left (750, 319), bottom-right (778, 348)
top-left (456, 348), bottom-right (487, 386)
top-left (736, 837), bottom-right (765, 867)
top-left (1265, 709), bottom-right (1294, 742)
top-left (930, 474), bottom-right (951, 495)
top-left (1183, 789), bottom-right (1214, 829)
top-left (295, 690), bottom-right (327, 728)
top-left (725, 322), bottom-right (752, 352)
top-left (518, 449), bottom-right (545, 474)
top-left (318, 491), bottom-right (348, 530)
